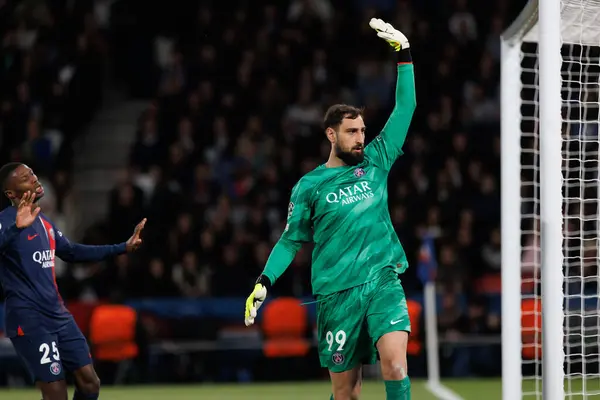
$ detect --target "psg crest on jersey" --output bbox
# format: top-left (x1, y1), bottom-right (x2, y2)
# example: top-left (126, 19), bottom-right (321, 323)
top-left (353, 167), bottom-right (365, 178)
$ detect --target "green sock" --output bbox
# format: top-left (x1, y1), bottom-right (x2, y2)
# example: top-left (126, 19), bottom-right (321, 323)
top-left (329, 395), bottom-right (334, 400)
top-left (385, 377), bottom-right (411, 400)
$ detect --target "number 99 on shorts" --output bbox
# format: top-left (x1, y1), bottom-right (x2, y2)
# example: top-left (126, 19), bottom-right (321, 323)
top-left (326, 330), bottom-right (347, 352)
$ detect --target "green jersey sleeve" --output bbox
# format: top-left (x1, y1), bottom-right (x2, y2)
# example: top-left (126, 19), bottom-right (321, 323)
top-left (365, 63), bottom-right (416, 171)
top-left (261, 178), bottom-right (313, 284)
top-left (282, 179), bottom-right (313, 243)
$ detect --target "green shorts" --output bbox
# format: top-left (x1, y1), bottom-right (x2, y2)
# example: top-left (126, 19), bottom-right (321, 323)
top-left (316, 269), bottom-right (411, 372)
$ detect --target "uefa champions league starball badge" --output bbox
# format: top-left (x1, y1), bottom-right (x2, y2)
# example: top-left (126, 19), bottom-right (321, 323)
top-left (354, 168), bottom-right (365, 178)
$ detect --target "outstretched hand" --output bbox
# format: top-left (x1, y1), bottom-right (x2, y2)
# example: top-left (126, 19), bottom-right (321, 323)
top-left (369, 18), bottom-right (410, 51)
top-left (15, 191), bottom-right (40, 229)
top-left (126, 218), bottom-right (147, 252)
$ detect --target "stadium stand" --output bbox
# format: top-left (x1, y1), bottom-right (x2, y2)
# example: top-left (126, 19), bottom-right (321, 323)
top-left (0, 0), bottom-right (527, 384)
top-left (0, 0), bottom-right (110, 282)
top-left (0, 0), bottom-right (106, 215)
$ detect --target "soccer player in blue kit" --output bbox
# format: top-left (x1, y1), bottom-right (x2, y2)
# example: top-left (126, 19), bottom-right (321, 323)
top-left (0, 162), bottom-right (146, 400)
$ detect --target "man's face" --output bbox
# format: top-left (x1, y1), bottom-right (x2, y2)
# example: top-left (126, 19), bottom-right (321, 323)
top-left (5, 164), bottom-right (44, 202)
top-left (333, 116), bottom-right (366, 166)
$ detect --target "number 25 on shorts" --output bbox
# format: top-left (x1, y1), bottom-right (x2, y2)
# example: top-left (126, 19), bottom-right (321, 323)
top-left (39, 341), bottom-right (60, 364)
top-left (326, 330), bottom-right (347, 352)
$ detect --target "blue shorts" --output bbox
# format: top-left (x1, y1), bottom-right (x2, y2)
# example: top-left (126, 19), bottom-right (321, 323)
top-left (11, 318), bottom-right (92, 383)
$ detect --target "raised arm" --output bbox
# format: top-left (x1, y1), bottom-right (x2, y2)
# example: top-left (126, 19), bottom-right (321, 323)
top-left (365, 18), bottom-right (417, 171)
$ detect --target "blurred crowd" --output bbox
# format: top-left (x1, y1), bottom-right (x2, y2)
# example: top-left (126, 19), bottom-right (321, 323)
top-left (1, 0), bottom-right (529, 343)
top-left (0, 0), bottom-right (107, 217)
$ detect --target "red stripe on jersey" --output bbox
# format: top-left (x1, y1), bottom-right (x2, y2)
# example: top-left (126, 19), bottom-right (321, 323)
top-left (40, 218), bottom-right (63, 306)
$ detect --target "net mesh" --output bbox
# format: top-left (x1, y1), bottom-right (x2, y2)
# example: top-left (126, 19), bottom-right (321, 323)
top-left (519, 1), bottom-right (600, 398)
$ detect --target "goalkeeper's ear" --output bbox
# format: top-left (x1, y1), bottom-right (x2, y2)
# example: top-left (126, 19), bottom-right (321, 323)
top-left (325, 127), bottom-right (337, 143)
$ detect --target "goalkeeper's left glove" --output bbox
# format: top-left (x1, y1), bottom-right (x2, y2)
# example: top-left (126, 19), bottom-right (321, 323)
top-left (369, 18), bottom-right (410, 51)
top-left (244, 275), bottom-right (271, 326)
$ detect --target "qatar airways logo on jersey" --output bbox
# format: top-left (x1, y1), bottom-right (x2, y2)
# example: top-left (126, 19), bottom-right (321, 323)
top-left (325, 181), bottom-right (374, 206)
top-left (33, 250), bottom-right (55, 269)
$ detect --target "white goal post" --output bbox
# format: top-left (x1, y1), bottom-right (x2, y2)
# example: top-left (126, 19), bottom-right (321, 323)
top-left (501, 0), bottom-right (600, 399)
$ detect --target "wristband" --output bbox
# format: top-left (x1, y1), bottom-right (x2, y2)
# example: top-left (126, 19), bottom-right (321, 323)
top-left (256, 274), bottom-right (272, 290)
top-left (397, 48), bottom-right (412, 64)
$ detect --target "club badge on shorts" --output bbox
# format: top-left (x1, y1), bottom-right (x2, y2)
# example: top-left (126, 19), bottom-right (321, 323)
top-left (50, 361), bottom-right (61, 376)
top-left (332, 352), bottom-right (344, 365)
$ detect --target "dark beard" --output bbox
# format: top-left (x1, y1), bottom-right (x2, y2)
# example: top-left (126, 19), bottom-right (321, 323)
top-left (335, 143), bottom-right (364, 166)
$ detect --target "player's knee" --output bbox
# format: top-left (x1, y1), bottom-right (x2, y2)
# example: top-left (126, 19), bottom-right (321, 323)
top-left (378, 339), bottom-right (408, 379)
top-left (42, 391), bottom-right (68, 400)
top-left (39, 380), bottom-right (68, 400)
top-left (332, 379), bottom-right (361, 400)
top-left (85, 376), bottom-right (100, 393)
top-left (78, 376), bottom-right (100, 396)
top-left (380, 358), bottom-right (408, 380)
top-left (332, 387), bottom-right (360, 400)
top-left (351, 378), bottom-right (362, 398)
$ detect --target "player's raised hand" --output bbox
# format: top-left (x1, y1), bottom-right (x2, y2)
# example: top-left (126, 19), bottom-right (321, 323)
top-left (369, 18), bottom-right (410, 51)
top-left (125, 218), bottom-right (146, 252)
top-left (244, 283), bottom-right (268, 326)
top-left (15, 191), bottom-right (40, 228)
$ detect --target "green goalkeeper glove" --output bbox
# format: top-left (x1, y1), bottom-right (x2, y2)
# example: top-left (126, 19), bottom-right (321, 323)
top-left (244, 275), bottom-right (271, 326)
top-left (369, 18), bottom-right (410, 51)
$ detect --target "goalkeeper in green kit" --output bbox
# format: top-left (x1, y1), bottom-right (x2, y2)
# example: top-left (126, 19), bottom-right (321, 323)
top-left (244, 18), bottom-right (416, 400)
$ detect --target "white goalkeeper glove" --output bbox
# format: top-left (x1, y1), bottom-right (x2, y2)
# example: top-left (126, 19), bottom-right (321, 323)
top-left (369, 18), bottom-right (410, 51)
top-left (244, 277), bottom-right (269, 326)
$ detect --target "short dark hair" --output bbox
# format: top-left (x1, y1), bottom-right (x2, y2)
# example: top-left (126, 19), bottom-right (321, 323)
top-left (0, 162), bottom-right (22, 191)
top-left (323, 104), bottom-right (363, 130)
top-left (0, 162), bottom-right (22, 209)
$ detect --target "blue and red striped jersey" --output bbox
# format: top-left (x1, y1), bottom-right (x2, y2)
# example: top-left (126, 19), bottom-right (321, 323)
top-left (0, 206), bottom-right (127, 337)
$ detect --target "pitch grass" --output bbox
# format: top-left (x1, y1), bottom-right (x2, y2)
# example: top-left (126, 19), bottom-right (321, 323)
top-left (0, 379), bottom-right (599, 399)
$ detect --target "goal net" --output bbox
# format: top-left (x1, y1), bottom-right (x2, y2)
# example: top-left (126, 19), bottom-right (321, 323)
top-left (501, 0), bottom-right (600, 399)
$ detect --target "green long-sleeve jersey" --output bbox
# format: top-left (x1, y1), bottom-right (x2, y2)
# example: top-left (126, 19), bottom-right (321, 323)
top-left (262, 62), bottom-right (416, 296)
